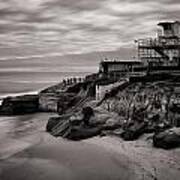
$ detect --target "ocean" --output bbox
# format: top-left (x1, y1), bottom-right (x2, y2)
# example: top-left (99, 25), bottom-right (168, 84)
top-left (0, 55), bottom-right (98, 99)
top-left (0, 55), bottom-right (98, 161)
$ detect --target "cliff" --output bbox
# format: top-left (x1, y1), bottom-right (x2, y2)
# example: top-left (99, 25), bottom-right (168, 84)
top-left (39, 79), bottom-right (96, 113)
top-left (0, 73), bottom-right (98, 115)
top-left (1, 71), bottom-right (180, 149)
top-left (0, 95), bottom-right (39, 115)
top-left (45, 74), bottom-right (180, 149)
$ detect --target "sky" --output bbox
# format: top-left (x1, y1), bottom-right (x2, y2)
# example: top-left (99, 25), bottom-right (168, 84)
top-left (0, 0), bottom-right (180, 60)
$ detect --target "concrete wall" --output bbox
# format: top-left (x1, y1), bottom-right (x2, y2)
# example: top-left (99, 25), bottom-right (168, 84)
top-left (173, 23), bottom-right (180, 37)
top-left (108, 64), bottom-right (127, 72)
top-left (39, 93), bottom-right (59, 112)
top-left (96, 81), bottom-right (127, 101)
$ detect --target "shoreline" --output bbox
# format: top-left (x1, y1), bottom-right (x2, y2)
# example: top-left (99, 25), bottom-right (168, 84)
top-left (1, 117), bottom-right (180, 180)
top-left (0, 92), bottom-right (180, 179)
top-left (0, 112), bottom-right (136, 180)
top-left (0, 91), bottom-right (39, 104)
top-left (1, 73), bottom-right (180, 149)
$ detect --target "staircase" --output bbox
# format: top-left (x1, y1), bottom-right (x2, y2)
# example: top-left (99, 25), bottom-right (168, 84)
top-left (153, 46), bottom-right (169, 60)
top-left (51, 96), bottom-right (92, 137)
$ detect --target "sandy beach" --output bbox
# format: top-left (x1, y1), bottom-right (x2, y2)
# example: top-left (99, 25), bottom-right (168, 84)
top-left (0, 113), bottom-right (180, 180)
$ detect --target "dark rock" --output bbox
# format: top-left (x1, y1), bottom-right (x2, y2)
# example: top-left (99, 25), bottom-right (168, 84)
top-left (82, 106), bottom-right (94, 117)
top-left (121, 122), bottom-right (148, 141)
top-left (57, 94), bottom-right (81, 114)
top-left (66, 81), bottom-right (91, 94)
top-left (66, 83), bottom-right (83, 93)
top-left (101, 123), bottom-right (121, 131)
top-left (69, 119), bottom-right (82, 126)
top-left (153, 128), bottom-right (180, 149)
top-left (145, 121), bottom-right (171, 134)
top-left (39, 92), bottom-right (79, 113)
top-left (39, 80), bottom-right (93, 113)
top-left (67, 126), bottom-right (101, 141)
top-left (47, 115), bottom-right (72, 137)
top-left (47, 115), bottom-right (102, 140)
top-left (46, 106), bottom-right (102, 140)
top-left (82, 106), bottom-right (94, 126)
top-left (46, 117), bottom-right (62, 132)
top-left (0, 95), bottom-right (39, 115)
top-left (101, 119), bottom-right (122, 131)
top-left (169, 103), bottom-right (180, 113)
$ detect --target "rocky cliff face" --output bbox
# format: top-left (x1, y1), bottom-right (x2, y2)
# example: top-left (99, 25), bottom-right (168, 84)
top-left (0, 75), bottom-right (98, 115)
top-left (39, 92), bottom-right (81, 113)
top-left (0, 95), bottom-right (39, 115)
top-left (39, 80), bottom-right (96, 113)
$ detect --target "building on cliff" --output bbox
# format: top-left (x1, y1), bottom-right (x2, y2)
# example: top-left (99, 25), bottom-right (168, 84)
top-left (99, 21), bottom-right (180, 77)
top-left (96, 21), bottom-right (180, 101)
top-left (99, 59), bottom-right (142, 77)
top-left (137, 21), bottom-right (180, 69)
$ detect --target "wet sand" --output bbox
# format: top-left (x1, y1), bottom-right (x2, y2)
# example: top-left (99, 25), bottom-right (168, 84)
top-left (0, 113), bottom-right (180, 180)
top-left (0, 113), bottom-right (135, 180)
top-left (0, 134), bottom-right (138, 180)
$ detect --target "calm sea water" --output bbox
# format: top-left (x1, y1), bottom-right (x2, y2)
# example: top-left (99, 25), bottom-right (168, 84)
top-left (0, 56), bottom-right (98, 98)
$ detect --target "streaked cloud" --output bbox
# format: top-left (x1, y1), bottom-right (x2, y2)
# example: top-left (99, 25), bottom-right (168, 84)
top-left (0, 0), bottom-right (179, 59)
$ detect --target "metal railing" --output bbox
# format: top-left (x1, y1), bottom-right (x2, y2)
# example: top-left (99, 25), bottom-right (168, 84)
top-left (138, 37), bottom-right (180, 47)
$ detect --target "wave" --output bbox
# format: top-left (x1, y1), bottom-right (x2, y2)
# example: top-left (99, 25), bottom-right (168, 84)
top-left (0, 80), bottom-right (59, 84)
top-left (0, 91), bottom-right (39, 105)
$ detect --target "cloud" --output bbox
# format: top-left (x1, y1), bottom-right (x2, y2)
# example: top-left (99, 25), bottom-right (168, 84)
top-left (43, 0), bottom-right (102, 11)
top-left (0, 0), bottom-right (179, 58)
top-left (0, 52), bottom-right (66, 61)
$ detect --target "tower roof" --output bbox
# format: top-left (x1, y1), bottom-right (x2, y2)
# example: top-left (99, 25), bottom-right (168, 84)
top-left (158, 21), bottom-right (180, 26)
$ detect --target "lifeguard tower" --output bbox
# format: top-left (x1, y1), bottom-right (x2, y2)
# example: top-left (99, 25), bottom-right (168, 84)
top-left (137, 21), bottom-right (180, 69)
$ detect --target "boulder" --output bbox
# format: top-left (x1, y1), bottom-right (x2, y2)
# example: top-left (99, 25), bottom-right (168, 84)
top-left (102, 118), bottom-right (121, 131)
top-left (69, 114), bottom-right (83, 126)
top-left (169, 103), bottom-right (180, 113)
top-left (67, 126), bottom-right (101, 141)
top-left (46, 107), bottom-right (102, 140)
top-left (47, 115), bottom-right (102, 140)
top-left (82, 106), bottom-right (94, 126)
top-left (153, 128), bottom-right (180, 149)
top-left (145, 121), bottom-right (171, 134)
top-left (121, 121), bottom-right (147, 141)
top-left (46, 117), bottom-right (62, 132)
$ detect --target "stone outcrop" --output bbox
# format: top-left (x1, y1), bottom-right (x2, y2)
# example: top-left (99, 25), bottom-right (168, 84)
top-left (46, 106), bottom-right (98, 139)
top-left (46, 105), bottom-right (123, 140)
top-left (43, 76), bottom-right (180, 149)
top-left (39, 80), bottom-right (95, 113)
top-left (121, 122), bottom-right (148, 141)
top-left (0, 75), bottom-right (97, 116)
top-left (46, 116), bottom-right (63, 132)
top-left (153, 128), bottom-right (180, 149)
top-left (67, 126), bottom-right (101, 141)
top-left (39, 92), bottom-right (80, 113)
top-left (46, 113), bottom-right (102, 140)
top-left (0, 95), bottom-right (39, 115)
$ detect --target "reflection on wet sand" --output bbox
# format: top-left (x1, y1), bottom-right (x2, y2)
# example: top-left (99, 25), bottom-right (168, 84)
top-left (0, 113), bottom-right (55, 160)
